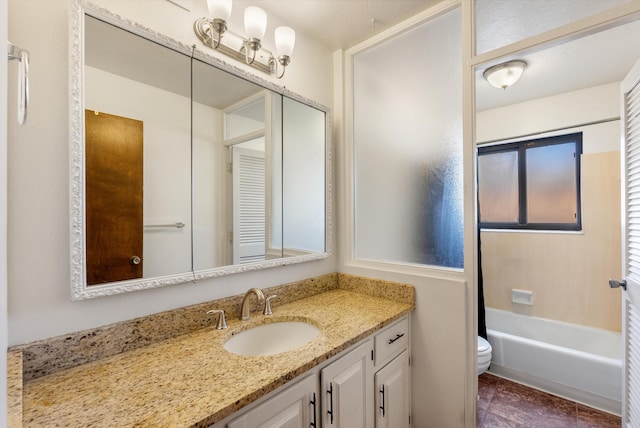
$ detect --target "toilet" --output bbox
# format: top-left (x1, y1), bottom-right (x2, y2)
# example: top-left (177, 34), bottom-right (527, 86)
top-left (477, 336), bottom-right (492, 375)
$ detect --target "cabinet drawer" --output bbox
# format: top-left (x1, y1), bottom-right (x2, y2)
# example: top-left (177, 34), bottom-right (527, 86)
top-left (374, 317), bottom-right (408, 367)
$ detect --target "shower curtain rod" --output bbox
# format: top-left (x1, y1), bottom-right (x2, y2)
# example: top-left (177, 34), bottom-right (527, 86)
top-left (477, 117), bottom-right (620, 146)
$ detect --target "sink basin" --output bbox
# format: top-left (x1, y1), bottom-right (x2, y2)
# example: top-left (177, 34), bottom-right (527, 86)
top-left (224, 321), bottom-right (321, 356)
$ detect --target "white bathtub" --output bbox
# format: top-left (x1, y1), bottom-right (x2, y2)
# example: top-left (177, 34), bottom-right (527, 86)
top-left (486, 308), bottom-right (623, 415)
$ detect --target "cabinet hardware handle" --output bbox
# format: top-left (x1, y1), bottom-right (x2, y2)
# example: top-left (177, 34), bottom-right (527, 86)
top-left (327, 383), bottom-right (334, 424)
top-left (380, 385), bottom-right (386, 417)
top-left (310, 392), bottom-right (317, 427)
top-left (388, 333), bottom-right (405, 344)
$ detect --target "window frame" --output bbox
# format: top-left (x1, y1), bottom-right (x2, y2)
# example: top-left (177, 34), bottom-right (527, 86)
top-left (478, 132), bottom-right (583, 231)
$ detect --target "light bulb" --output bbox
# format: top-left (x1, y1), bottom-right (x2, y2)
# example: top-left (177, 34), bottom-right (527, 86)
top-left (207, 0), bottom-right (232, 21)
top-left (244, 6), bottom-right (267, 41)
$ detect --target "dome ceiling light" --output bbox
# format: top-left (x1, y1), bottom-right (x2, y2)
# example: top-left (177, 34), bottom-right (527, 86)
top-left (483, 60), bottom-right (527, 90)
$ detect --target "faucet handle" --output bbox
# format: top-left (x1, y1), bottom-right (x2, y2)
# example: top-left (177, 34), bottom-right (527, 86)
top-left (206, 309), bottom-right (227, 330)
top-left (263, 295), bottom-right (277, 316)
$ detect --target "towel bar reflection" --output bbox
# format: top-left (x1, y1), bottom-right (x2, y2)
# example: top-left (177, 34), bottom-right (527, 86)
top-left (7, 42), bottom-right (29, 125)
top-left (144, 222), bottom-right (185, 229)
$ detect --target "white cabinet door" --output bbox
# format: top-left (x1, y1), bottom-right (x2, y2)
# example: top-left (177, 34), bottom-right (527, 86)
top-left (227, 374), bottom-right (318, 428)
top-left (321, 340), bottom-right (374, 428)
top-left (375, 350), bottom-right (410, 428)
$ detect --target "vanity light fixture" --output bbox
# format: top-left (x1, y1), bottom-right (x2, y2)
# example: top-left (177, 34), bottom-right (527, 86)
top-left (205, 0), bottom-right (232, 48)
top-left (243, 6), bottom-right (266, 63)
top-left (483, 60), bottom-right (527, 90)
top-left (194, 0), bottom-right (295, 78)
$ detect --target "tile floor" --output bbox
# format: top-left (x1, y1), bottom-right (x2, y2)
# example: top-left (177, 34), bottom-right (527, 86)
top-left (477, 373), bottom-right (621, 427)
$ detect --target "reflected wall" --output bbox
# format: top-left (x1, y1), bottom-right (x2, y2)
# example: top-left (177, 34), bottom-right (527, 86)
top-left (84, 40), bottom-right (192, 280)
top-left (283, 97), bottom-right (326, 255)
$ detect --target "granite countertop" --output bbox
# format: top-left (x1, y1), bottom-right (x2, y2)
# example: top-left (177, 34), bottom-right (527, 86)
top-left (18, 289), bottom-right (413, 427)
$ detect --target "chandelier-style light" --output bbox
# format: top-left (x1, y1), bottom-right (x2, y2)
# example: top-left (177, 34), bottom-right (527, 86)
top-left (194, 0), bottom-right (295, 78)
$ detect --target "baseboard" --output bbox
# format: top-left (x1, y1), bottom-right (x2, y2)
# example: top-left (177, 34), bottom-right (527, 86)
top-left (488, 364), bottom-right (621, 417)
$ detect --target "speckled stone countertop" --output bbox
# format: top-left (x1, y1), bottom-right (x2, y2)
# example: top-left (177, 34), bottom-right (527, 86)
top-left (14, 279), bottom-right (414, 427)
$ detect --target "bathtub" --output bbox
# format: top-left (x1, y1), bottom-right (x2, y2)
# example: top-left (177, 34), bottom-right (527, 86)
top-left (485, 308), bottom-right (623, 415)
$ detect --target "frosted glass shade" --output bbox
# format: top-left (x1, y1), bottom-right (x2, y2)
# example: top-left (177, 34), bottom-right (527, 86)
top-left (244, 6), bottom-right (267, 40)
top-left (275, 26), bottom-right (296, 57)
top-left (207, 0), bottom-right (232, 21)
top-left (483, 60), bottom-right (527, 89)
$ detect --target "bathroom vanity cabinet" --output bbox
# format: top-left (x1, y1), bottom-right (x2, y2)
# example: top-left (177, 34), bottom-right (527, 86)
top-left (227, 374), bottom-right (318, 428)
top-left (373, 317), bottom-right (410, 428)
top-left (14, 284), bottom-right (415, 427)
top-left (374, 350), bottom-right (410, 428)
top-left (321, 340), bottom-right (373, 427)
top-left (223, 316), bottom-right (410, 428)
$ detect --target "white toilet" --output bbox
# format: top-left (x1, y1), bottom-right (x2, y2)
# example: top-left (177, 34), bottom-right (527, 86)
top-left (477, 336), bottom-right (492, 375)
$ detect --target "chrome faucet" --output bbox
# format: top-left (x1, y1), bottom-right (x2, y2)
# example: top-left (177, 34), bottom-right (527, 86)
top-left (241, 287), bottom-right (265, 320)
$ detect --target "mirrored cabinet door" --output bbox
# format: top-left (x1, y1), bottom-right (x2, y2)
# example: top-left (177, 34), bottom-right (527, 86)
top-left (191, 58), bottom-right (284, 271)
top-left (84, 15), bottom-right (192, 285)
top-left (282, 97), bottom-right (326, 256)
top-left (71, 1), bottom-right (330, 299)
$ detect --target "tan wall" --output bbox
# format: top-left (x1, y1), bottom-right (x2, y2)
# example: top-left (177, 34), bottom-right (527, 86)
top-left (482, 150), bottom-right (622, 331)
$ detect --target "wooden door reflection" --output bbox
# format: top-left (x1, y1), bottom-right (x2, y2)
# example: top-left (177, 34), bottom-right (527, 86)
top-left (85, 110), bottom-right (143, 285)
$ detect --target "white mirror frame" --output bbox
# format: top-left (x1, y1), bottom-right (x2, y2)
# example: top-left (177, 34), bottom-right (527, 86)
top-left (69, 0), bottom-right (332, 300)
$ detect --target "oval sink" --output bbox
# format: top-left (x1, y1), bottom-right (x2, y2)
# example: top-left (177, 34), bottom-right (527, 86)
top-left (224, 321), bottom-right (321, 356)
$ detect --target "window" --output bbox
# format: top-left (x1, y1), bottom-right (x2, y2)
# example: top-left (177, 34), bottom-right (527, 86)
top-left (478, 133), bottom-right (582, 231)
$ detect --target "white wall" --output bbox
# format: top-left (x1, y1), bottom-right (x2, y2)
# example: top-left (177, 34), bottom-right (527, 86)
top-left (283, 98), bottom-right (325, 253)
top-left (477, 82), bottom-right (619, 144)
top-left (338, 3), bottom-right (471, 427)
top-left (7, 0), bottom-right (335, 345)
top-left (193, 102), bottom-right (225, 270)
top-left (1, 0), bottom-right (9, 420)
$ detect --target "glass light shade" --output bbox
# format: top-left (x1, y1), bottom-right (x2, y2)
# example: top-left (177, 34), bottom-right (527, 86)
top-left (207, 0), bottom-right (232, 21)
top-left (275, 26), bottom-right (296, 57)
top-left (244, 6), bottom-right (267, 40)
top-left (483, 60), bottom-right (527, 89)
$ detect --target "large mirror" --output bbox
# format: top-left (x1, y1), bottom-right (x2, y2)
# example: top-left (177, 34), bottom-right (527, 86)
top-left (70, 1), bottom-right (329, 299)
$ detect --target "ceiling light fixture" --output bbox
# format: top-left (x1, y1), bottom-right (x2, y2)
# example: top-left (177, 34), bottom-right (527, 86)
top-left (194, 0), bottom-right (295, 79)
top-left (483, 60), bottom-right (527, 90)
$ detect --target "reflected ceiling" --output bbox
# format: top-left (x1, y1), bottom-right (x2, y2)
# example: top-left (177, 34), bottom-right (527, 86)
top-left (85, 16), bottom-right (262, 110)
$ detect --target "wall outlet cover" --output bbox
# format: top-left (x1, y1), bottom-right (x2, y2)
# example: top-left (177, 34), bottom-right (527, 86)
top-left (511, 288), bottom-right (534, 305)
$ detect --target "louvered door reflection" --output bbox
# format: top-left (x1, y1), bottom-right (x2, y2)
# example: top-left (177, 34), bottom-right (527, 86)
top-left (621, 57), bottom-right (640, 428)
top-left (232, 145), bottom-right (266, 264)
